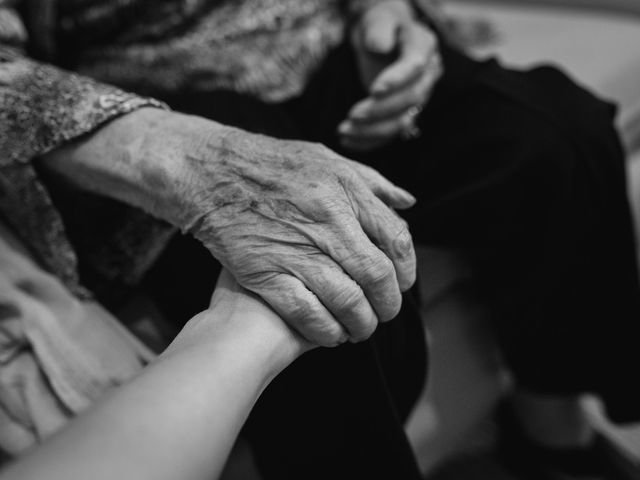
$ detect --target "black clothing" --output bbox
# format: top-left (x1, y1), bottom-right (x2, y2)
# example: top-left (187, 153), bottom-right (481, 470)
top-left (145, 39), bottom-right (640, 479)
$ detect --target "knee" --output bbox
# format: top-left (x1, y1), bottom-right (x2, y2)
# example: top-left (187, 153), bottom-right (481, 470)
top-left (518, 106), bottom-right (623, 212)
top-left (508, 119), bottom-right (579, 206)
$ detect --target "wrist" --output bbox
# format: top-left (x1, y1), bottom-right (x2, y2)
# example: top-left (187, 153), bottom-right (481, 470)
top-left (165, 308), bottom-right (304, 380)
top-left (38, 106), bottom-right (232, 229)
top-left (38, 106), bottom-right (172, 205)
top-left (131, 110), bottom-right (242, 233)
top-left (113, 108), bottom-right (224, 221)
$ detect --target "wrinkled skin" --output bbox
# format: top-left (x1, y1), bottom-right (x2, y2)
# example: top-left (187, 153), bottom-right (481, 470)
top-left (137, 114), bottom-right (417, 347)
top-left (340, 0), bottom-right (443, 150)
top-left (41, 2), bottom-right (430, 347)
top-left (176, 269), bottom-right (314, 368)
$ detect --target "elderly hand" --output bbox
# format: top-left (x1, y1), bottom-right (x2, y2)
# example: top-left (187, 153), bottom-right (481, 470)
top-left (42, 108), bottom-right (417, 346)
top-left (340, 0), bottom-right (443, 151)
top-left (177, 126), bottom-right (416, 346)
top-left (125, 110), bottom-right (417, 347)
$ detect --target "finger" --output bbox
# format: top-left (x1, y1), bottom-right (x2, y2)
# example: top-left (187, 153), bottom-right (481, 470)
top-left (297, 255), bottom-right (380, 342)
top-left (317, 215), bottom-right (403, 322)
top-left (347, 57), bottom-right (441, 123)
top-left (340, 114), bottom-right (408, 144)
top-left (341, 102), bottom-right (424, 146)
top-left (346, 160), bottom-right (417, 210)
top-left (360, 6), bottom-right (400, 55)
top-left (371, 24), bottom-right (438, 96)
top-left (257, 274), bottom-right (349, 347)
top-left (352, 188), bottom-right (416, 292)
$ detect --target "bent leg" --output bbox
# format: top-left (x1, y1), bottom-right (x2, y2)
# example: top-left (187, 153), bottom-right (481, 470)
top-left (283, 38), bottom-right (640, 422)
top-left (326, 44), bottom-right (640, 424)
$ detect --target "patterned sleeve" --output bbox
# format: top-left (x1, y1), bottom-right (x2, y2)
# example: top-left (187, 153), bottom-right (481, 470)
top-left (0, 1), bottom-right (169, 296)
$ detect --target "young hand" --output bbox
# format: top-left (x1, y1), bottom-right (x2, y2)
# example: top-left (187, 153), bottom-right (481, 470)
top-left (173, 269), bottom-right (313, 373)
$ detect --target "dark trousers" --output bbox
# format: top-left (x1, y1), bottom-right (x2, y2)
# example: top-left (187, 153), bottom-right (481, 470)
top-left (146, 40), bottom-right (640, 479)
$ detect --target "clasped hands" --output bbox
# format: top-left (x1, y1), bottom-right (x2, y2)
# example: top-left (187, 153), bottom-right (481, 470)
top-left (53, 1), bottom-right (443, 349)
top-left (172, 0), bottom-right (442, 347)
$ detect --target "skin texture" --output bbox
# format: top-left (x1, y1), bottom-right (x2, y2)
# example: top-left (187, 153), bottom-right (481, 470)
top-left (1, 271), bottom-right (311, 480)
top-left (340, 0), bottom-right (443, 150)
top-left (41, 108), bottom-right (417, 347)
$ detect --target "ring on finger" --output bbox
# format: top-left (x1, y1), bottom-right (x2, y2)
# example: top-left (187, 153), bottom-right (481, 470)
top-left (400, 105), bottom-right (423, 140)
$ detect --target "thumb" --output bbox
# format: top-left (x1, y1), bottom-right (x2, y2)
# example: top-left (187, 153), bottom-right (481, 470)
top-left (360, 7), bottom-right (401, 54)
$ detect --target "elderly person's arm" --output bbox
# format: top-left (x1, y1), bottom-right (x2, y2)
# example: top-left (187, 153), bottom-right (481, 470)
top-left (39, 108), bottom-right (416, 346)
top-left (1, 271), bottom-right (308, 480)
top-left (0, 1), bottom-right (416, 347)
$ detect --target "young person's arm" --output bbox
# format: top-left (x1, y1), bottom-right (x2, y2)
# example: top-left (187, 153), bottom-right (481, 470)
top-left (1, 270), bottom-right (309, 480)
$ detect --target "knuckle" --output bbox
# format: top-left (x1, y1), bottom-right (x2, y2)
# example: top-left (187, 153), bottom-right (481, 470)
top-left (349, 318), bottom-right (378, 343)
top-left (312, 326), bottom-right (347, 348)
top-left (368, 170), bottom-right (391, 190)
top-left (348, 159), bottom-right (372, 176)
top-left (393, 227), bottom-right (415, 259)
top-left (361, 254), bottom-right (395, 286)
top-left (369, 170), bottom-right (391, 190)
top-left (352, 164), bottom-right (379, 186)
top-left (309, 183), bottom-right (353, 216)
top-left (370, 289), bottom-right (402, 324)
top-left (288, 297), bottom-right (323, 324)
top-left (384, 295), bottom-right (403, 322)
top-left (378, 290), bottom-right (403, 323)
top-left (315, 196), bottom-right (350, 222)
top-left (399, 265), bottom-right (417, 292)
top-left (331, 283), bottom-right (366, 314)
top-left (309, 142), bottom-right (344, 165)
top-left (289, 301), bottom-right (345, 347)
top-left (361, 163), bottom-right (383, 180)
top-left (329, 158), bottom-right (358, 181)
top-left (258, 275), bottom-right (349, 347)
top-left (237, 268), bottom-right (280, 293)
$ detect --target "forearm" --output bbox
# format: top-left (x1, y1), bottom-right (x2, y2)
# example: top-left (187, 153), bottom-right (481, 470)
top-left (37, 107), bottom-right (228, 226)
top-left (1, 313), bottom-right (290, 480)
